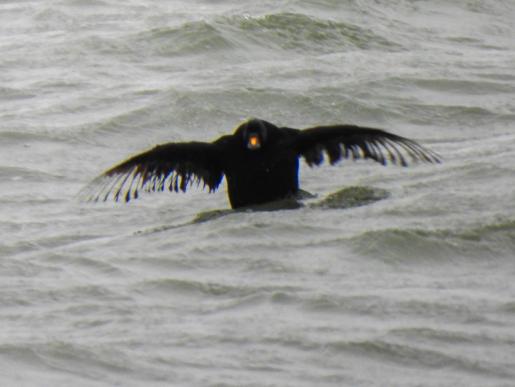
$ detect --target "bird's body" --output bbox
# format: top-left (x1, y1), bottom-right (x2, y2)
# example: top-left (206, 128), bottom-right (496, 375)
top-left (224, 146), bottom-right (299, 208)
top-left (84, 119), bottom-right (440, 209)
top-left (215, 125), bottom-right (300, 207)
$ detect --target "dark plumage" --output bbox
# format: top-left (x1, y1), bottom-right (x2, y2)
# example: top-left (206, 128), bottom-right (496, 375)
top-left (84, 119), bottom-right (440, 209)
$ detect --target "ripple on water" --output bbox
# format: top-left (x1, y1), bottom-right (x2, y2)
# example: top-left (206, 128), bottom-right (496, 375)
top-left (350, 218), bottom-right (515, 262)
top-left (326, 339), bottom-right (514, 380)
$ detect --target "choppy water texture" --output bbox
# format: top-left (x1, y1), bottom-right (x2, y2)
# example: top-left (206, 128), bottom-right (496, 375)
top-left (1, 1), bottom-right (515, 386)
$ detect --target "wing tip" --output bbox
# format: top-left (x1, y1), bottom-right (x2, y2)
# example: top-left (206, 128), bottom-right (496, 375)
top-left (301, 136), bottom-right (441, 168)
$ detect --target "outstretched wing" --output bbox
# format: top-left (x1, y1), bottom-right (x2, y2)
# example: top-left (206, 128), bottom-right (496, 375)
top-left (284, 125), bottom-right (440, 167)
top-left (82, 142), bottom-right (224, 203)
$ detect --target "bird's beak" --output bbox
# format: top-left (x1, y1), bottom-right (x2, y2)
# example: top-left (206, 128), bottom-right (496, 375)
top-left (247, 134), bottom-right (261, 150)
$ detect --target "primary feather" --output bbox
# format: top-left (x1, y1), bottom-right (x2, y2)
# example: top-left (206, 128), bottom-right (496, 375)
top-left (84, 142), bottom-right (224, 203)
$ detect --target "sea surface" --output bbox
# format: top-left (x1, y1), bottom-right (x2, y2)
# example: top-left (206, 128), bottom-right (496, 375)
top-left (1, 1), bottom-right (515, 386)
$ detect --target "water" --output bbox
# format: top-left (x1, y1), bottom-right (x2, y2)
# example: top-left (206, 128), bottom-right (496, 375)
top-left (1, 1), bottom-right (515, 386)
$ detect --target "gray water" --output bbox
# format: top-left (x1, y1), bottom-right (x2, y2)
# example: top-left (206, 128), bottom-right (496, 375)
top-left (2, 1), bottom-right (515, 386)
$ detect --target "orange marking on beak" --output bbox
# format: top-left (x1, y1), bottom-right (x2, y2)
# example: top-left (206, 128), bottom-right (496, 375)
top-left (248, 134), bottom-right (261, 149)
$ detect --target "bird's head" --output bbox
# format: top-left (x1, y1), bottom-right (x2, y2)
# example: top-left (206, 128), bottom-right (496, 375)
top-left (235, 118), bottom-right (275, 151)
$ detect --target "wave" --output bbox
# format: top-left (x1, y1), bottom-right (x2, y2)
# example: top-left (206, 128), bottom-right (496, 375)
top-left (231, 12), bottom-right (401, 53)
top-left (133, 21), bottom-right (235, 58)
top-left (0, 86), bottom-right (35, 101)
top-left (0, 342), bottom-right (135, 382)
top-left (0, 165), bottom-right (64, 183)
top-left (133, 277), bottom-right (301, 300)
top-left (326, 339), bottom-right (513, 379)
top-left (350, 219), bottom-right (515, 261)
top-left (129, 12), bottom-right (401, 59)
